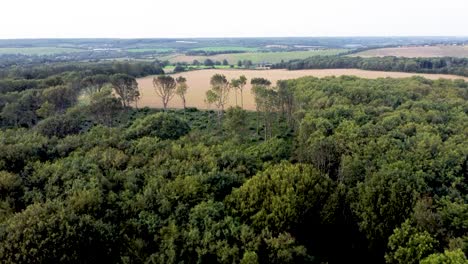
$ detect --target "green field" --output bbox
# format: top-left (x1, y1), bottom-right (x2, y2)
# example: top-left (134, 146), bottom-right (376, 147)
top-left (190, 46), bottom-right (258, 52)
top-left (127, 48), bottom-right (175, 53)
top-left (164, 49), bottom-right (348, 64)
top-left (0, 47), bottom-right (83, 55)
top-left (228, 49), bottom-right (348, 63)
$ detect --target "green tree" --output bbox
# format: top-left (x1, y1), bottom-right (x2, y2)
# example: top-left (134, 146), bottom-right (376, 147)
top-left (153, 75), bottom-right (177, 110)
top-left (224, 106), bottom-right (248, 141)
top-left (81, 74), bottom-right (109, 95)
top-left (421, 249), bottom-right (467, 264)
top-left (125, 112), bottom-right (190, 140)
top-left (110, 73), bottom-right (140, 108)
top-left (206, 74), bottom-right (230, 123)
top-left (385, 220), bottom-right (437, 264)
top-left (175, 76), bottom-right (188, 111)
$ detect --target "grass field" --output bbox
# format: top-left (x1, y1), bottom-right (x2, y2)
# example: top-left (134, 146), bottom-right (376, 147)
top-left (352, 45), bottom-right (468, 58)
top-left (127, 48), bottom-right (174, 53)
top-left (137, 68), bottom-right (468, 110)
top-left (0, 47), bottom-right (83, 55)
top-left (163, 49), bottom-right (347, 64)
top-left (190, 46), bottom-right (258, 52)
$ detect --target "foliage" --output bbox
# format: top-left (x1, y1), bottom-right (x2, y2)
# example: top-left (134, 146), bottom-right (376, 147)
top-left (0, 69), bottom-right (467, 263)
top-left (125, 112), bottom-right (190, 140)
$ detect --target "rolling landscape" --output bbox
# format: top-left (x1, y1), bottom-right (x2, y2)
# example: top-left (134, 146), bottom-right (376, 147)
top-left (0, 1), bottom-right (467, 263)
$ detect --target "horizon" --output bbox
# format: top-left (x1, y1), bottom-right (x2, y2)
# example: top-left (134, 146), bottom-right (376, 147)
top-left (1, 36), bottom-right (468, 40)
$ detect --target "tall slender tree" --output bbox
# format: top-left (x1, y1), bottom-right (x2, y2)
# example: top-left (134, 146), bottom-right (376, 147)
top-left (230, 78), bottom-right (240, 107)
top-left (175, 76), bottom-right (189, 112)
top-left (238, 75), bottom-right (247, 109)
top-left (206, 74), bottom-right (230, 124)
top-left (153, 75), bottom-right (177, 110)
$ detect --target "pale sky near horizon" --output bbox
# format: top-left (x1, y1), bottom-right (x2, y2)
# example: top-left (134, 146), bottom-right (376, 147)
top-left (1, 0), bottom-right (467, 39)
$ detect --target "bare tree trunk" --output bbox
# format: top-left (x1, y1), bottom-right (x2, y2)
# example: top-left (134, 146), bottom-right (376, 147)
top-left (240, 89), bottom-right (244, 109)
top-left (235, 90), bottom-right (238, 106)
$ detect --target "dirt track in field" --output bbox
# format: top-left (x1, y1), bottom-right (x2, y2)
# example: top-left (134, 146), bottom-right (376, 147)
top-left (352, 45), bottom-right (468, 58)
top-left (137, 68), bottom-right (468, 110)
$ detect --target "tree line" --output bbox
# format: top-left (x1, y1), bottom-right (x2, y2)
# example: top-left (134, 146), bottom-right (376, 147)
top-left (273, 55), bottom-right (468, 77)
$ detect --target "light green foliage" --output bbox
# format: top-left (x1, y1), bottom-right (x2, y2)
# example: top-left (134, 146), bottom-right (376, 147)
top-left (385, 220), bottom-right (437, 264)
top-left (421, 249), bottom-right (468, 264)
top-left (227, 162), bottom-right (333, 232)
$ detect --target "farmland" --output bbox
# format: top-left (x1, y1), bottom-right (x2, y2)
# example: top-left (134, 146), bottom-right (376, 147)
top-left (127, 48), bottom-right (174, 53)
top-left (163, 49), bottom-right (347, 64)
top-left (136, 68), bottom-right (468, 110)
top-left (353, 45), bottom-right (468, 58)
top-left (190, 46), bottom-right (258, 52)
top-left (0, 47), bottom-right (83, 55)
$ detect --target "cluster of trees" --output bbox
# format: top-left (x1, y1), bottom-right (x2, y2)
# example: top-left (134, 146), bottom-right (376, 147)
top-left (273, 56), bottom-right (468, 77)
top-left (186, 50), bottom-right (246, 56)
top-left (0, 61), bottom-right (158, 130)
top-left (0, 63), bottom-right (467, 264)
top-left (152, 75), bottom-right (189, 110)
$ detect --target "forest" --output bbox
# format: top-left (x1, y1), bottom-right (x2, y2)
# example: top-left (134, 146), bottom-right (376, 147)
top-left (0, 58), bottom-right (467, 263)
top-left (273, 56), bottom-right (468, 77)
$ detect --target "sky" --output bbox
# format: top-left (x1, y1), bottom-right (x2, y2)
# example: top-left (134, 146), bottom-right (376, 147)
top-left (1, 0), bottom-right (467, 39)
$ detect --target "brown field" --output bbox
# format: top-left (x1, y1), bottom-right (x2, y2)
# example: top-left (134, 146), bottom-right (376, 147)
top-left (137, 69), bottom-right (468, 110)
top-left (352, 45), bottom-right (468, 58)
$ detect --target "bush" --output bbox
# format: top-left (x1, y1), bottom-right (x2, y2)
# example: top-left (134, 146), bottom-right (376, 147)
top-left (125, 112), bottom-right (190, 140)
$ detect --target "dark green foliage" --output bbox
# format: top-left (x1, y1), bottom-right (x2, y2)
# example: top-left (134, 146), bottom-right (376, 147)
top-left (274, 55), bottom-right (468, 77)
top-left (0, 201), bottom-right (119, 264)
top-left (1, 71), bottom-right (467, 263)
top-left (125, 112), bottom-right (190, 140)
top-left (35, 113), bottom-right (85, 138)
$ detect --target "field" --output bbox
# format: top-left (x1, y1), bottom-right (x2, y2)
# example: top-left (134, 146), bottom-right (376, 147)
top-left (127, 48), bottom-right (174, 53)
top-left (137, 68), bottom-right (468, 110)
top-left (190, 46), bottom-right (258, 52)
top-left (0, 47), bottom-right (83, 55)
top-left (353, 45), bottom-right (468, 58)
top-left (163, 49), bottom-right (347, 64)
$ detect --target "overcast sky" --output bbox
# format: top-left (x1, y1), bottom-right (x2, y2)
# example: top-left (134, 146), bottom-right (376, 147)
top-left (1, 0), bottom-right (467, 39)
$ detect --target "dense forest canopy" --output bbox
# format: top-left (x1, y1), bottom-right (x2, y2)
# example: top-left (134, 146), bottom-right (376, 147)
top-left (0, 54), bottom-right (467, 264)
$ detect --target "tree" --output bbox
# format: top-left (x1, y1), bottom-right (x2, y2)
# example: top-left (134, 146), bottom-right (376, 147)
top-left (223, 59), bottom-right (229, 66)
top-left (251, 78), bottom-right (276, 139)
top-left (238, 75), bottom-right (247, 108)
top-left (42, 85), bottom-right (77, 112)
top-left (87, 88), bottom-right (123, 126)
top-left (110, 74), bottom-right (140, 108)
top-left (206, 74), bottom-right (230, 123)
top-left (175, 76), bottom-right (189, 111)
top-left (385, 220), bottom-right (437, 264)
top-left (0, 201), bottom-right (119, 264)
top-left (421, 249), bottom-right (467, 264)
top-left (204, 59), bottom-right (215, 67)
top-left (80, 74), bottom-right (109, 95)
top-left (125, 113), bottom-right (190, 140)
top-left (237, 60), bottom-right (243, 67)
top-left (230, 78), bottom-right (241, 107)
top-left (153, 75), bottom-right (177, 110)
top-left (224, 106), bottom-right (248, 141)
